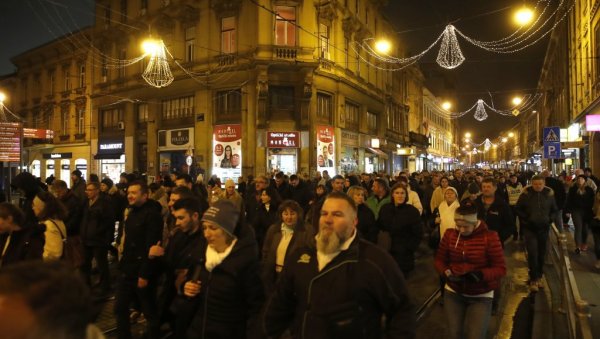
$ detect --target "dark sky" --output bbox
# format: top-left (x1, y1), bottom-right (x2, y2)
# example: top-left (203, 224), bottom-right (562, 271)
top-left (385, 0), bottom-right (550, 140)
top-left (2, 0), bottom-right (550, 140)
top-left (0, 0), bottom-right (94, 74)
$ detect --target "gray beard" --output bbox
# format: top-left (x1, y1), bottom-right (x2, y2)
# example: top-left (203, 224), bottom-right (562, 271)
top-left (316, 230), bottom-right (343, 255)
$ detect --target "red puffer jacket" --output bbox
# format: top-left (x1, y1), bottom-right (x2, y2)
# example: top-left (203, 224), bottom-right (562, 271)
top-left (434, 221), bottom-right (506, 295)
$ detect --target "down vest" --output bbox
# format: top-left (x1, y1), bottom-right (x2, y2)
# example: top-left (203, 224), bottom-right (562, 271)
top-left (435, 221), bottom-right (506, 295)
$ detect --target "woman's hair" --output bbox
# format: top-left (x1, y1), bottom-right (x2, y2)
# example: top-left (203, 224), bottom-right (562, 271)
top-left (224, 145), bottom-right (232, 158)
top-left (390, 183), bottom-right (408, 204)
top-left (35, 191), bottom-right (67, 221)
top-left (346, 186), bottom-right (366, 200)
top-left (277, 200), bottom-right (304, 223)
top-left (261, 186), bottom-right (282, 207)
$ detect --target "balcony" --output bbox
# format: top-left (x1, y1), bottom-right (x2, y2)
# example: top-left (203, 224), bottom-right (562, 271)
top-left (274, 46), bottom-right (298, 59)
top-left (215, 53), bottom-right (237, 66)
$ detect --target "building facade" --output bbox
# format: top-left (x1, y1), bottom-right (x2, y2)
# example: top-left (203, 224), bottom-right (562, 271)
top-left (422, 88), bottom-right (456, 171)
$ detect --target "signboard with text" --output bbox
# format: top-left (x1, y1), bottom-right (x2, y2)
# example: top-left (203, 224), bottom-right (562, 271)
top-left (23, 128), bottom-right (54, 139)
top-left (212, 124), bottom-right (242, 183)
top-left (267, 131), bottom-right (300, 148)
top-left (317, 125), bottom-right (336, 175)
top-left (0, 122), bottom-right (21, 162)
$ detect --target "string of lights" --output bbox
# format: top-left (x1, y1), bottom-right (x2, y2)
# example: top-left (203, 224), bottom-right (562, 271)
top-left (441, 93), bottom-right (542, 121)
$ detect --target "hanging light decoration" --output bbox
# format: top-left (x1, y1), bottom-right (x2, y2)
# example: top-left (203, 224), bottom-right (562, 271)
top-left (142, 40), bottom-right (174, 88)
top-left (436, 25), bottom-right (465, 69)
top-left (443, 93), bottom-right (542, 121)
top-left (473, 100), bottom-right (488, 121)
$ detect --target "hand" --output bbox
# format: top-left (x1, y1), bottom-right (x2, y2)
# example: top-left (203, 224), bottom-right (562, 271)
top-left (464, 271), bottom-right (484, 283)
top-left (183, 281), bottom-right (201, 298)
top-left (444, 269), bottom-right (463, 283)
top-left (149, 241), bottom-right (164, 258)
top-left (137, 277), bottom-right (148, 289)
top-left (435, 217), bottom-right (441, 224)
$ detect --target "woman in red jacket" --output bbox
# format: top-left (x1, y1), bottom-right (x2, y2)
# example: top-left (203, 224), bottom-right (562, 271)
top-left (435, 201), bottom-right (506, 339)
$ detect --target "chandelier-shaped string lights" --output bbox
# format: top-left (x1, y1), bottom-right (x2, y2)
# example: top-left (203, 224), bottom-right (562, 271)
top-left (444, 93), bottom-right (542, 121)
top-left (355, 0), bottom-right (574, 71)
top-left (141, 39), bottom-right (174, 88)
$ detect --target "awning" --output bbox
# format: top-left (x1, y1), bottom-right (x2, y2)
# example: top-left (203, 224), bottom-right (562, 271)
top-left (94, 153), bottom-right (123, 160)
top-left (366, 147), bottom-right (388, 159)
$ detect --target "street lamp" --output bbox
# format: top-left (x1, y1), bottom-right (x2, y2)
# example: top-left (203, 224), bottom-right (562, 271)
top-left (465, 132), bottom-right (471, 139)
top-left (512, 96), bottom-right (523, 106)
top-left (0, 92), bottom-right (5, 103)
top-left (374, 39), bottom-right (392, 54)
top-left (514, 6), bottom-right (534, 26)
top-left (442, 101), bottom-right (452, 111)
top-left (508, 132), bottom-right (514, 138)
top-left (502, 137), bottom-right (508, 143)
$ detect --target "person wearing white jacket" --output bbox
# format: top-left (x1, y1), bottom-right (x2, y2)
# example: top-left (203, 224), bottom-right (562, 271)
top-left (438, 187), bottom-right (460, 239)
top-left (32, 191), bottom-right (67, 261)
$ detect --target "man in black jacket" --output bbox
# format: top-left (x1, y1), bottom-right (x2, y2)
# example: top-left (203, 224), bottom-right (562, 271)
top-left (542, 170), bottom-right (567, 230)
top-left (51, 180), bottom-right (83, 237)
top-left (475, 178), bottom-right (515, 245)
top-left (115, 181), bottom-right (163, 339)
top-left (80, 182), bottom-right (115, 295)
top-left (263, 192), bottom-right (416, 338)
top-left (450, 169), bottom-right (469, 199)
top-left (516, 175), bottom-right (558, 292)
top-left (289, 174), bottom-right (312, 213)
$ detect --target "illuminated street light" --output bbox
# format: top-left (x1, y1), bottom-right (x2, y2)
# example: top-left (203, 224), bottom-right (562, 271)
top-left (374, 39), bottom-right (392, 54)
top-left (0, 92), bottom-right (5, 103)
top-left (508, 132), bottom-right (514, 138)
top-left (514, 7), bottom-right (534, 26)
top-left (141, 39), bottom-right (161, 54)
top-left (502, 137), bottom-right (508, 143)
top-left (441, 101), bottom-right (452, 111)
top-left (512, 96), bottom-right (523, 106)
top-left (465, 132), bottom-right (471, 138)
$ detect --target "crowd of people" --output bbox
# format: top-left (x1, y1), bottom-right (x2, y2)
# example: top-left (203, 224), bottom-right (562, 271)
top-left (0, 165), bottom-right (599, 339)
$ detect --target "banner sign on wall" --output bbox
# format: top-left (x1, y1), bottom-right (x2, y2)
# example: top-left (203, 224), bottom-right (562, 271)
top-left (317, 125), bottom-right (335, 175)
top-left (267, 131), bottom-right (300, 148)
top-left (212, 124), bottom-right (242, 183)
top-left (0, 122), bottom-right (21, 162)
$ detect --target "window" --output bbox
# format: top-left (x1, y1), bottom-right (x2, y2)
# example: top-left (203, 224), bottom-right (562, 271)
top-left (118, 49), bottom-right (126, 78)
top-left (355, 46), bottom-right (361, 75)
top-left (221, 17), bottom-right (236, 54)
top-left (101, 108), bottom-right (123, 129)
top-left (49, 71), bottom-right (55, 95)
top-left (345, 101), bottom-right (359, 126)
top-left (63, 69), bottom-right (70, 91)
top-left (355, 0), bottom-right (360, 16)
top-left (62, 109), bottom-right (69, 135)
top-left (79, 65), bottom-right (85, 88)
top-left (344, 37), bottom-right (349, 68)
top-left (185, 26), bottom-right (195, 62)
top-left (367, 111), bottom-right (377, 132)
top-left (269, 86), bottom-right (295, 110)
top-left (162, 96), bottom-right (194, 120)
top-left (120, 0), bottom-right (127, 23)
top-left (319, 23), bottom-right (330, 59)
top-left (76, 108), bottom-right (85, 134)
top-left (388, 103), bottom-right (402, 133)
top-left (137, 104), bottom-right (148, 123)
top-left (104, 6), bottom-right (111, 27)
top-left (595, 23), bottom-right (600, 82)
top-left (101, 56), bottom-right (108, 82)
top-left (215, 89), bottom-right (242, 117)
top-left (317, 93), bottom-right (333, 120)
top-left (141, 0), bottom-right (148, 12)
top-left (275, 6), bottom-right (296, 46)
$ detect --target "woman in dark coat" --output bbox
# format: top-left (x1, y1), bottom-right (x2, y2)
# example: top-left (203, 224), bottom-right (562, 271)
top-left (261, 200), bottom-right (314, 292)
top-left (0, 202), bottom-right (44, 268)
top-left (347, 185), bottom-right (378, 244)
top-left (179, 200), bottom-right (264, 339)
top-left (566, 174), bottom-right (596, 253)
top-left (377, 183), bottom-right (423, 277)
top-left (252, 186), bottom-right (281, 252)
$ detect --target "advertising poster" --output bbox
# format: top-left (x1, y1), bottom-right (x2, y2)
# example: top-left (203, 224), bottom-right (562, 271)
top-left (317, 125), bottom-right (335, 175)
top-left (213, 124), bottom-right (242, 183)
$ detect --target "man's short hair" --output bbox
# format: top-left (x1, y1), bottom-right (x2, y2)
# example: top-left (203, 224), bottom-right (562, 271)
top-left (173, 197), bottom-right (201, 216)
top-left (324, 191), bottom-right (357, 215)
top-left (86, 182), bottom-right (100, 190)
top-left (128, 180), bottom-right (149, 195)
top-left (531, 175), bottom-right (545, 182)
top-left (176, 173), bottom-right (193, 184)
top-left (171, 186), bottom-right (194, 199)
top-left (289, 174), bottom-right (299, 181)
top-left (0, 202), bottom-right (24, 226)
top-left (373, 178), bottom-right (389, 192)
top-left (51, 179), bottom-right (68, 191)
top-left (481, 177), bottom-right (496, 186)
top-left (0, 261), bottom-right (93, 338)
top-left (332, 175), bottom-right (344, 181)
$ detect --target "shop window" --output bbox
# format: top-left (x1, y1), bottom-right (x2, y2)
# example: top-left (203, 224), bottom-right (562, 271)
top-left (46, 160), bottom-right (55, 180)
top-left (215, 89), bottom-right (242, 121)
top-left (345, 100), bottom-right (359, 128)
top-left (61, 160), bottom-right (70, 186)
top-left (185, 26), bottom-right (195, 62)
top-left (317, 93), bottom-right (332, 122)
top-left (162, 96), bottom-right (194, 120)
top-left (75, 159), bottom-right (87, 181)
top-left (31, 160), bottom-right (41, 178)
top-left (221, 17), bottom-right (236, 54)
top-left (101, 155), bottom-right (126, 183)
top-left (275, 6), bottom-right (296, 46)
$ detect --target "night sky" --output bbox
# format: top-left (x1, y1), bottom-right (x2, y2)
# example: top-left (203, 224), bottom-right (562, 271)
top-left (1, 0), bottom-right (550, 140)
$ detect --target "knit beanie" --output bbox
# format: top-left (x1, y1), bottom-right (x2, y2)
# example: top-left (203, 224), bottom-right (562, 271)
top-left (201, 200), bottom-right (239, 237)
top-left (101, 178), bottom-right (114, 189)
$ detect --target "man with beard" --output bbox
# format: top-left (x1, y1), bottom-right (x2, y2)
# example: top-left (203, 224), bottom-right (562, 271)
top-left (263, 192), bottom-right (416, 339)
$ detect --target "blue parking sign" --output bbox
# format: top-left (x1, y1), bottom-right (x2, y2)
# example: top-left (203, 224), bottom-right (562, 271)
top-left (544, 142), bottom-right (561, 159)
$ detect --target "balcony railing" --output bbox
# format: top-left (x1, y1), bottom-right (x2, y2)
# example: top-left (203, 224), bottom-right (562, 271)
top-left (274, 46), bottom-right (298, 59)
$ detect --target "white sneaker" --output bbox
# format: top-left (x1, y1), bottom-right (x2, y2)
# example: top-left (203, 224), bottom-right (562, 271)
top-left (594, 261), bottom-right (600, 269)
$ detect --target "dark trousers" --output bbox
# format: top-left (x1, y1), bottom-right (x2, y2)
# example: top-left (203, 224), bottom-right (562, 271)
top-left (590, 219), bottom-right (600, 259)
top-left (82, 245), bottom-right (110, 291)
top-left (114, 273), bottom-right (160, 339)
top-left (523, 228), bottom-right (549, 281)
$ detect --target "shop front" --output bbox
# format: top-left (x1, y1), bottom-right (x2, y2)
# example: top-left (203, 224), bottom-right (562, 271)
top-left (158, 127), bottom-right (195, 177)
top-left (266, 131), bottom-right (300, 175)
top-left (95, 136), bottom-right (125, 183)
top-left (341, 131), bottom-right (360, 175)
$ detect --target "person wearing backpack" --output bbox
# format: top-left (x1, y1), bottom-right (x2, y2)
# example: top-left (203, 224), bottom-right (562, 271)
top-left (31, 191), bottom-right (67, 261)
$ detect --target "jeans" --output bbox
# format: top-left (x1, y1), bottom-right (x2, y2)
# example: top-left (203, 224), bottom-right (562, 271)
top-left (523, 228), bottom-right (549, 281)
top-left (444, 290), bottom-right (493, 339)
top-left (571, 209), bottom-right (589, 247)
top-left (81, 245), bottom-right (110, 291)
top-left (114, 273), bottom-right (160, 339)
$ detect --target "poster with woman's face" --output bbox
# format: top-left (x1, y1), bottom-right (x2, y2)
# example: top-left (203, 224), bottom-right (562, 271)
top-left (317, 125), bottom-right (335, 175)
top-left (213, 124), bottom-right (242, 183)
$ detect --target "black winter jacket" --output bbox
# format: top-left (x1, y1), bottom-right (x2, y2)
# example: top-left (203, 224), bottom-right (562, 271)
top-left (565, 185), bottom-right (595, 222)
top-left (183, 224), bottom-right (265, 339)
top-left (545, 176), bottom-right (567, 209)
top-left (81, 195), bottom-right (116, 246)
top-left (0, 223), bottom-right (44, 268)
top-left (263, 236), bottom-right (416, 339)
top-left (59, 190), bottom-right (84, 237)
top-left (475, 195), bottom-right (515, 243)
top-left (377, 202), bottom-right (423, 273)
top-left (516, 186), bottom-right (558, 231)
top-left (357, 203), bottom-right (378, 244)
top-left (118, 199), bottom-right (163, 279)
